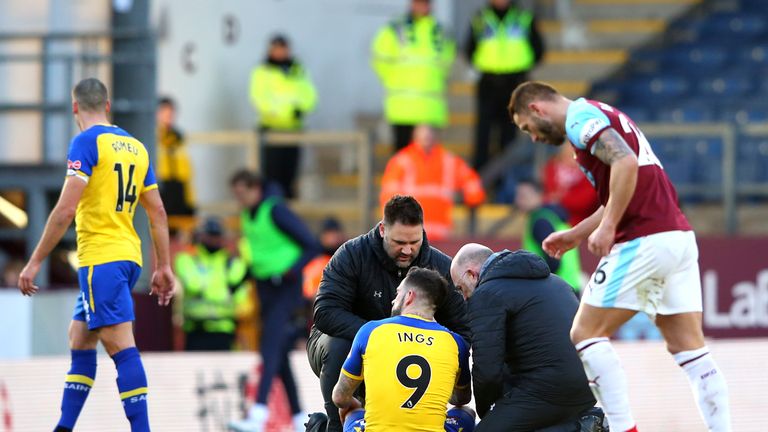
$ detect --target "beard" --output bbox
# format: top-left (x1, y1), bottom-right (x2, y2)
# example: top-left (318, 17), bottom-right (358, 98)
top-left (383, 242), bottom-right (418, 268)
top-left (534, 117), bottom-right (566, 146)
top-left (391, 296), bottom-right (405, 317)
top-left (394, 254), bottom-right (415, 268)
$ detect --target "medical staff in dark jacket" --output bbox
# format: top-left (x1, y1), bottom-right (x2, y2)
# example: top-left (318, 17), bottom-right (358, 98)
top-left (308, 195), bottom-right (470, 432)
top-left (451, 244), bottom-right (596, 431)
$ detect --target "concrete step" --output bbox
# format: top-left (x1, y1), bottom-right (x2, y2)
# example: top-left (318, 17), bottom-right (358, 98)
top-left (373, 140), bottom-right (473, 159)
top-left (540, 0), bottom-right (700, 20)
top-left (531, 49), bottom-right (627, 81)
top-left (449, 79), bottom-right (589, 98)
top-left (540, 19), bottom-right (666, 50)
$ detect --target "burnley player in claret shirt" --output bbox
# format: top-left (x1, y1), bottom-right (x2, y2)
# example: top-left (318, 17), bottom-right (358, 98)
top-left (508, 81), bottom-right (731, 432)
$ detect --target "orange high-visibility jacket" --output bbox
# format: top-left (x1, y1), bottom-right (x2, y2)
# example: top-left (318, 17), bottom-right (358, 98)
top-left (302, 254), bottom-right (331, 299)
top-left (380, 143), bottom-right (486, 240)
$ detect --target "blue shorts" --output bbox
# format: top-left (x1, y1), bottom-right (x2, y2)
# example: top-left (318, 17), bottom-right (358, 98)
top-left (343, 407), bottom-right (475, 432)
top-left (72, 261), bottom-right (141, 330)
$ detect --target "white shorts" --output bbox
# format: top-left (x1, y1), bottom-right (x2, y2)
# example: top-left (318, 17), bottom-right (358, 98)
top-left (583, 230), bottom-right (703, 317)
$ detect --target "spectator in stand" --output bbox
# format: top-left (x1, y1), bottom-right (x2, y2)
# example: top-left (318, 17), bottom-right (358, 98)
top-left (250, 34), bottom-right (317, 198)
top-left (156, 96), bottom-right (195, 216)
top-left (372, 0), bottom-right (455, 152)
top-left (541, 144), bottom-right (599, 226)
top-left (173, 217), bottom-right (248, 351)
top-left (2, 259), bottom-right (24, 287)
top-left (466, 0), bottom-right (544, 172)
top-left (302, 217), bottom-right (346, 333)
top-left (303, 217), bottom-right (346, 303)
top-left (379, 125), bottom-right (486, 241)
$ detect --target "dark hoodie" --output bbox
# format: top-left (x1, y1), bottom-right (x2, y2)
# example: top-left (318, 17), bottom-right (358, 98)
top-left (468, 250), bottom-right (595, 418)
top-left (312, 224), bottom-right (470, 342)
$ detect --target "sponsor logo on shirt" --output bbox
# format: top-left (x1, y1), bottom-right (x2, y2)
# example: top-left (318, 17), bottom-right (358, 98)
top-left (67, 160), bottom-right (82, 170)
top-left (579, 118), bottom-right (608, 146)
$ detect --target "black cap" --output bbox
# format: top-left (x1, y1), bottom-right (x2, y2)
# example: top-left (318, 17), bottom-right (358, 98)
top-left (320, 217), bottom-right (342, 233)
top-left (270, 34), bottom-right (290, 47)
top-left (200, 217), bottom-right (224, 236)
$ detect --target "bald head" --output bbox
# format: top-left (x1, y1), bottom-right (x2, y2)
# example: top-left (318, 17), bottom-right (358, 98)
top-left (450, 243), bottom-right (493, 299)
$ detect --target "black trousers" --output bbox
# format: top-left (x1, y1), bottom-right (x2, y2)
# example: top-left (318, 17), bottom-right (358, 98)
top-left (259, 126), bottom-right (300, 199)
top-left (475, 387), bottom-right (595, 432)
top-left (392, 124), bottom-right (415, 153)
top-left (184, 330), bottom-right (234, 351)
top-left (473, 72), bottom-right (527, 171)
top-left (256, 277), bottom-right (303, 414)
top-left (307, 329), bottom-right (364, 432)
top-left (263, 145), bottom-right (300, 199)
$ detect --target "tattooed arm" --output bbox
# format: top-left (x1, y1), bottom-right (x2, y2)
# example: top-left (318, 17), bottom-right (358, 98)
top-left (588, 128), bottom-right (638, 256)
top-left (332, 373), bottom-right (363, 421)
top-left (332, 373), bottom-right (362, 409)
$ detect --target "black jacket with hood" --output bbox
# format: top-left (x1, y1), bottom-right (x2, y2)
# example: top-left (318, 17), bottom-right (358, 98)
top-left (312, 225), bottom-right (470, 342)
top-left (468, 249), bottom-right (595, 417)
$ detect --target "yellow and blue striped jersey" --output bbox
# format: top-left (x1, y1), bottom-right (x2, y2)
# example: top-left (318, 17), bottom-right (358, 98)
top-left (341, 314), bottom-right (470, 432)
top-left (66, 124), bottom-right (157, 267)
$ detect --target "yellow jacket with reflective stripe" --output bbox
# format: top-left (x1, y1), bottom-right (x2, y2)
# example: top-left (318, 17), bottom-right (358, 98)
top-left (471, 7), bottom-right (535, 73)
top-left (372, 15), bottom-right (455, 126)
top-left (250, 61), bottom-right (317, 130)
top-left (174, 245), bottom-right (248, 333)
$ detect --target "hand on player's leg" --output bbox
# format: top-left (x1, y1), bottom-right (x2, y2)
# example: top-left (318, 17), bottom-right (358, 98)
top-left (338, 397), bottom-right (363, 423)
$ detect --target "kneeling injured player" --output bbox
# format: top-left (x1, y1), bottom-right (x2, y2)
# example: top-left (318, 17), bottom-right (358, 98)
top-left (332, 267), bottom-right (475, 432)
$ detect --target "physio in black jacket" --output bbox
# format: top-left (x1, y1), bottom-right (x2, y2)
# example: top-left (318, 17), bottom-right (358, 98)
top-left (308, 195), bottom-right (470, 432)
top-left (450, 244), bottom-right (596, 431)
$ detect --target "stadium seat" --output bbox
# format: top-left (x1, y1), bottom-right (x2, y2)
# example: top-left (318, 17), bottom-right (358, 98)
top-left (737, 137), bottom-right (768, 183)
top-left (698, 14), bottom-right (767, 42)
top-left (652, 138), bottom-right (695, 186)
top-left (656, 104), bottom-right (715, 123)
top-left (624, 77), bottom-right (689, 102)
top-left (698, 75), bottom-right (753, 98)
top-left (621, 106), bottom-right (653, 123)
top-left (721, 105), bottom-right (768, 125)
top-left (687, 137), bottom-right (724, 199)
top-left (736, 44), bottom-right (768, 70)
top-left (686, 47), bottom-right (729, 69)
top-left (587, 0), bottom-right (768, 202)
top-left (690, 137), bottom-right (724, 158)
top-left (661, 159), bottom-right (695, 186)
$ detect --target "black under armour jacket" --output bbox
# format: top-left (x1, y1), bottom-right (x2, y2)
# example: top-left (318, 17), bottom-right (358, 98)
top-left (469, 249), bottom-right (595, 418)
top-left (312, 225), bottom-right (470, 342)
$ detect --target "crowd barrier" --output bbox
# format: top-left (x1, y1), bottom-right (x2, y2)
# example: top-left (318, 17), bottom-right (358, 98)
top-left (0, 340), bottom-right (766, 431)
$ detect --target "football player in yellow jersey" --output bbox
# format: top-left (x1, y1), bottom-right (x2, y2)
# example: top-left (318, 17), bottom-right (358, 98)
top-left (17, 78), bottom-right (175, 432)
top-left (332, 267), bottom-right (475, 432)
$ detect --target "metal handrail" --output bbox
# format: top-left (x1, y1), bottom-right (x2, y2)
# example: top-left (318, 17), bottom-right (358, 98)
top-left (0, 29), bottom-right (150, 40)
top-left (185, 129), bottom-right (375, 234)
top-left (640, 122), bottom-right (737, 233)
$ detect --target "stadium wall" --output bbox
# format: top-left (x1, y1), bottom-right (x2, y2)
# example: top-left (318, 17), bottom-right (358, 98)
top-left (0, 237), bottom-right (766, 359)
top-left (151, 0), bottom-right (458, 204)
top-left (433, 236), bottom-right (768, 339)
top-left (0, 0), bottom-right (108, 163)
